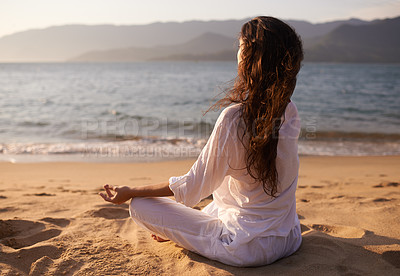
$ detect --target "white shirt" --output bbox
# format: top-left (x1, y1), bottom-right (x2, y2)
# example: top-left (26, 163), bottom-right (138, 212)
top-left (169, 102), bottom-right (301, 243)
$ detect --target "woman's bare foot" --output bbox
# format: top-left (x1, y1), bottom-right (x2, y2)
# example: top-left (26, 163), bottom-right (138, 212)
top-left (151, 234), bottom-right (170, 242)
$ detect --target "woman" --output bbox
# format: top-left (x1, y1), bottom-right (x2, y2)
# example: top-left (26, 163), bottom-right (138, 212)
top-left (100, 16), bottom-right (304, 267)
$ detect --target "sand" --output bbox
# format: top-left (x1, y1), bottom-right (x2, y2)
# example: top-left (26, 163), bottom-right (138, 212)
top-left (0, 156), bottom-right (399, 275)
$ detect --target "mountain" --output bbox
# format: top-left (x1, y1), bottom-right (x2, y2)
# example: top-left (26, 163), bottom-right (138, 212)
top-left (69, 32), bottom-right (237, 62)
top-left (288, 18), bottom-right (369, 47)
top-left (70, 16), bottom-right (400, 63)
top-left (0, 18), bottom-right (371, 62)
top-left (0, 20), bottom-right (247, 62)
top-left (306, 17), bottom-right (400, 62)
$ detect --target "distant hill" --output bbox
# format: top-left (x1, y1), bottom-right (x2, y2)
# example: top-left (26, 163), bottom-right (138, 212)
top-left (0, 17), bottom-right (374, 62)
top-left (0, 20), bottom-right (247, 62)
top-left (69, 32), bottom-right (237, 62)
top-left (306, 17), bottom-right (400, 62)
top-left (152, 50), bottom-right (236, 62)
top-left (70, 16), bottom-right (400, 63)
top-left (288, 18), bottom-right (369, 48)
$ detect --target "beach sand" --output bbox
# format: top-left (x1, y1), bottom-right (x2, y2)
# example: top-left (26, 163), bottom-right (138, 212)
top-left (0, 156), bottom-right (399, 275)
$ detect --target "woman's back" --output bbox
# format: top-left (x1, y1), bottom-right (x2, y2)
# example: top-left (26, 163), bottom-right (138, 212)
top-left (204, 101), bottom-right (301, 241)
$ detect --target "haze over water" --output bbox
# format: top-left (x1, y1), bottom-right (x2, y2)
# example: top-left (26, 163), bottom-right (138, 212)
top-left (0, 62), bottom-right (399, 161)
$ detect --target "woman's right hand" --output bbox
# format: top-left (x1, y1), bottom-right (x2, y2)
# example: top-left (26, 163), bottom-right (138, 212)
top-left (99, 184), bottom-right (134, 205)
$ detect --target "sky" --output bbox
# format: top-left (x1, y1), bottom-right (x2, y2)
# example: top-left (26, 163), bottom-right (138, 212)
top-left (1, 0), bottom-right (399, 38)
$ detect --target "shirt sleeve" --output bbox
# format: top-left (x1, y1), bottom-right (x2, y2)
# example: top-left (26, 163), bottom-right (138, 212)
top-left (169, 109), bottom-right (234, 207)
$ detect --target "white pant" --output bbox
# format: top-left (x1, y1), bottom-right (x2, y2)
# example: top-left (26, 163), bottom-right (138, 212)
top-left (129, 197), bottom-right (302, 267)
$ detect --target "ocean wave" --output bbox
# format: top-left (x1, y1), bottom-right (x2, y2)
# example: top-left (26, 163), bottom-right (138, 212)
top-left (298, 140), bottom-right (400, 156)
top-left (0, 138), bottom-right (207, 158)
top-left (0, 136), bottom-right (399, 162)
top-left (17, 121), bottom-right (51, 127)
top-left (299, 130), bottom-right (400, 142)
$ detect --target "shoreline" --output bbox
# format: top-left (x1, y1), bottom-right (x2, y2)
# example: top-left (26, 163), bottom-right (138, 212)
top-left (1, 155), bottom-right (399, 274)
top-left (0, 153), bottom-right (400, 164)
top-left (1, 137), bottom-right (399, 161)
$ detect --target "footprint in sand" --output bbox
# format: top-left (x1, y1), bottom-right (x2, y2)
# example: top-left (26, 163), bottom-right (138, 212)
top-left (0, 218), bottom-right (69, 249)
top-left (0, 207), bottom-right (18, 213)
top-left (130, 177), bottom-right (151, 181)
top-left (373, 198), bottom-right (392, 202)
top-left (373, 183), bottom-right (385, 188)
top-left (48, 179), bottom-right (70, 183)
top-left (310, 224), bottom-right (366, 239)
top-left (23, 193), bottom-right (56, 197)
top-left (299, 199), bottom-right (310, 203)
top-left (85, 207), bottom-right (130, 219)
top-left (34, 193), bottom-right (56, 196)
top-left (373, 181), bottom-right (399, 188)
top-left (40, 217), bottom-right (70, 227)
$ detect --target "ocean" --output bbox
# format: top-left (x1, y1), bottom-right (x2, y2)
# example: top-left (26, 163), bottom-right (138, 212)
top-left (0, 62), bottom-right (399, 162)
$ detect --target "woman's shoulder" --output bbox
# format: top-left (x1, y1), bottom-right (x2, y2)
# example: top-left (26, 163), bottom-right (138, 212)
top-left (285, 101), bottom-right (298, 117)
top-left (220, 103), bottom-right (242, 120)
top-left (214, 103), bottom-right (243, 136)
top-left (280, 101), bottom-right (300, 137)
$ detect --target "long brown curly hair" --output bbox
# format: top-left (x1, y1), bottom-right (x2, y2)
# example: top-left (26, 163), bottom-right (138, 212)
top-left (212, 16), bottom-right (303, 197)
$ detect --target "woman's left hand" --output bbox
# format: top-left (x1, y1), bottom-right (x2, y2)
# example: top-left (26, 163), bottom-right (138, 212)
top-left (99, 184), bottom-right (134, 205)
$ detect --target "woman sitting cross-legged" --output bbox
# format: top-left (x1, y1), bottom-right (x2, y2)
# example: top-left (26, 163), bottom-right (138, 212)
top-left (100, 16), bottom-right (304, 267)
